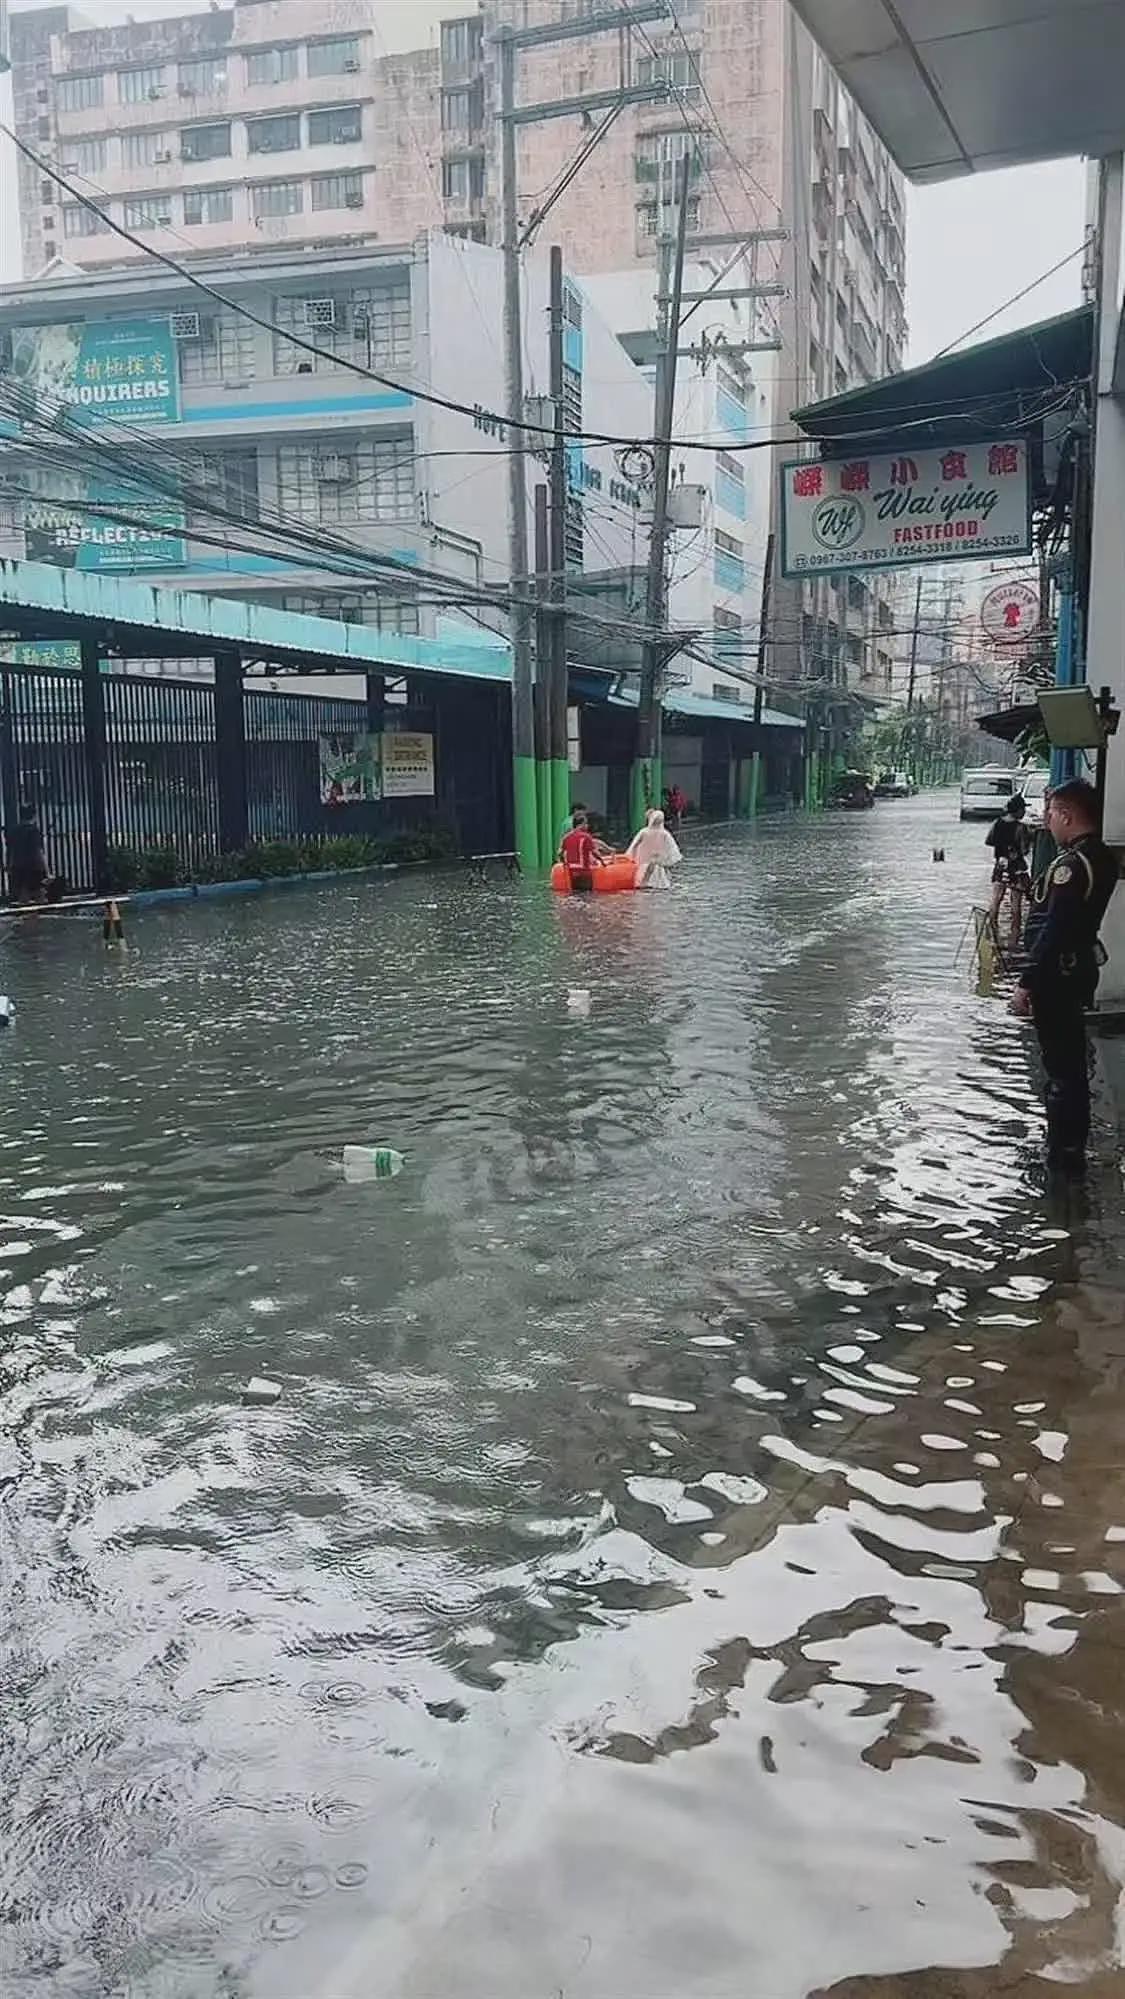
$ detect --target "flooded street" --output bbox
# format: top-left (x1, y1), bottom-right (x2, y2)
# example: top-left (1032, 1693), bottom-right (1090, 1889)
top-left (3, 791), bottom-right (1125, 1999)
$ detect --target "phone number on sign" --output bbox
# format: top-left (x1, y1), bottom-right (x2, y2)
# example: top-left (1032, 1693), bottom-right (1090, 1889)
top-left (788, 533), bottom-right (1027, 572)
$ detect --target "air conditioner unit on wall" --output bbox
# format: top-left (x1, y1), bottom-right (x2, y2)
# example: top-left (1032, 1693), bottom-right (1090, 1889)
top-left (304, 298), bottom-right (336, 329)
top-left (343, 57), bottom-right (360, 72)
top-left (170, 310), bottom-right (201, 339)
top-left (345, 191), bottom-right (363, 209)
top-left (154, 148), bottom-right (173, 163)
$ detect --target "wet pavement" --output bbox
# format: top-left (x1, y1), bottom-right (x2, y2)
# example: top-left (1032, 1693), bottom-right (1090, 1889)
top-left (2, 792), bottom-right (1125, 1999)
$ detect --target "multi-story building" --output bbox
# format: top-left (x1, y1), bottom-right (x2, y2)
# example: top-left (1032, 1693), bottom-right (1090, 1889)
top-left (6, 0), bottom-right (447, 280)
top-left (0, 233), bottom-right (652, 675)
top-left (5, 1), bottom-right (906, 716)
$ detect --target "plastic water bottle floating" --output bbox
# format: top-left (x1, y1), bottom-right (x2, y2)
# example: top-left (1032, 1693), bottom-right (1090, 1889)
top-left (342, 1144), bottom-right (405, 1183)
top-left (567, 988), bottom-right (591, 1015)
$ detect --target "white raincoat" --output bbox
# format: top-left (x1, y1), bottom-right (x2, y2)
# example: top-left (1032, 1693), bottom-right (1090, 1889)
top-left (627, 809), bottom-right (683, 890)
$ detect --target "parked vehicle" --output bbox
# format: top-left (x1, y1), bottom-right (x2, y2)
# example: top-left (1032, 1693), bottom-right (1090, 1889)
top-left (833, 770), bottom-right (876, 810)
top-left (1017, 769), bottom-right (1049, 828)
top-left (959, 766), bottom-right (1016, 821)
top-left (874, 770), bottom-right (915, 799)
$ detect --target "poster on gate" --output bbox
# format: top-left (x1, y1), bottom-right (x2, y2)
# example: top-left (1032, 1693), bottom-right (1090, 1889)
top-left (319, 733), bottom-right (382, 805)
top-left (382, 733), bottom-right (435, 798)
top-left (780, 439), bottom-right (1032, 577)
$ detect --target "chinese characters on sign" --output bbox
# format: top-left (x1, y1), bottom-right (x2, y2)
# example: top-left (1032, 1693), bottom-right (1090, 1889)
top-left (10, 319), bottom-right (182, 425)
top-left (781, 439), bottom-right (1031, 577)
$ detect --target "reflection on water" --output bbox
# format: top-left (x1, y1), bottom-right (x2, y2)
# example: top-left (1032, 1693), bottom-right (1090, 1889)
top-left (2, 795), bottom-right (1124, 1998)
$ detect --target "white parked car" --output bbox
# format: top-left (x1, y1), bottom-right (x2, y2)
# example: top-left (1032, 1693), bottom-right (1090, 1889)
top-left (1016, 769), bottom-right (1049, 827)
top-left (959, 766), bottom-right (1016, 821)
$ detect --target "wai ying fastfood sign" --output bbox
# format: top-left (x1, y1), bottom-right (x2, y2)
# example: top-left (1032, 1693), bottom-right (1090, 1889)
top-left (780, 440), bottom-right (1031, 577)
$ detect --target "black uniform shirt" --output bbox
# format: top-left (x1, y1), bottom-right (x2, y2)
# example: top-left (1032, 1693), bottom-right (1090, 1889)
top-left (1021, 833), bottom-right (1118, 993)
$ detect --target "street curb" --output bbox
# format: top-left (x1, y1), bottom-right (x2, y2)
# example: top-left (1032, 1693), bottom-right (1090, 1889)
top-left (128, 862), bottom-right (412, 909)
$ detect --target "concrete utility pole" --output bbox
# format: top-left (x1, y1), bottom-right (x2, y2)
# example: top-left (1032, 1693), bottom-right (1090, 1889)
top-left (494, 4), bottom-right (672, 869)
top-left (633, 148), bottom-right (692, 828)
top-left (548, 245), bottom-right (570, 849)
top-left (497, 27), bottom-right (537, 871)
top-left (904, 572), bottom-right (924, 783)
top-left (749, 527), bottom-right (775, 815)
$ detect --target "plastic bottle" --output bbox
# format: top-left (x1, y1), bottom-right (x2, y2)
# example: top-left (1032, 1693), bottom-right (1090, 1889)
top-left (343, 1144), bottom-right (405, 1183)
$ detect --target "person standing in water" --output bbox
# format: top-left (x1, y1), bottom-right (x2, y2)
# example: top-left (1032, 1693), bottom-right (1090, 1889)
top-left (5, 801), bottom-right (47, 905)
top-left (627, 809), bottom-right (682, 890)
top-left (986, 793), bottom-right (1032, 944)
top-left (1009, 778), bottom-right (1118, 1170)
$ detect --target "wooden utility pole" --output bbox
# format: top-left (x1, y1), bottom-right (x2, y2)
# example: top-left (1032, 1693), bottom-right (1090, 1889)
top-left (633, 148), bottom-right (692, 828)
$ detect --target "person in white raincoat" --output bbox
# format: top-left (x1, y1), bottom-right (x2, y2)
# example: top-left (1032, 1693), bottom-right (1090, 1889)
top-left (627, 808), bottom-right (682, 890)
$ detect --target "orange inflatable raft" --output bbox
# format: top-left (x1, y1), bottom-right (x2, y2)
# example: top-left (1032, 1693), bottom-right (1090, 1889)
top-left (551, 857), bottom-right (638, 895)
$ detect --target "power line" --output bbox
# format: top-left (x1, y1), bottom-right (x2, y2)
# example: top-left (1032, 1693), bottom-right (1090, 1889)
top-left (927, 241), bottom-right (1091, 362)
top-left (4, 122), bottom-right (1076, 459)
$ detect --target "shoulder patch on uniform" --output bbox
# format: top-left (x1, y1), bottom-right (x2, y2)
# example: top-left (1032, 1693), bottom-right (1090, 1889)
top-left (1052, 864), bottom-right (1074, 886)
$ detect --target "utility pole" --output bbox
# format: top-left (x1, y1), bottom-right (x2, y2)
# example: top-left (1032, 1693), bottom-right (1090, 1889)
top-left (633, 148), bottom-right (691, 828)
top-left (548, 245), bottom-right (570, 849)
top-left (904, 573), bottom-right (923, 784)
top-left (748, 527), bottom-right (775, 817)
top-left (497, 27), bottom-right (537, 870)
top-left (494, 7), bottom-right (672, 867)
top-left (533, 481), bottom-right (553, 867)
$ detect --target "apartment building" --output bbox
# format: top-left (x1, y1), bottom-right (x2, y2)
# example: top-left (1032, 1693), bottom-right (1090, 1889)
top-left (7, 0), bottom-right (447, 279)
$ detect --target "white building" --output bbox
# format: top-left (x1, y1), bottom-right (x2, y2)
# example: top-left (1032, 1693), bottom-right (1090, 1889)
top-left (0, 233), bottom-right (653, 684)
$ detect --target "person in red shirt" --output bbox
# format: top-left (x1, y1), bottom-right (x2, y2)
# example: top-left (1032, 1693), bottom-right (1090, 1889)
top-left (559, 813), bottom-right (604, 892)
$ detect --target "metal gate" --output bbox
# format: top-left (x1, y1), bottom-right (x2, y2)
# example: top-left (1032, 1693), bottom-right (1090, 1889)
top-left (0, 667), bottom-right (92, 895)
top-left (104, 673), bottom-right (220, 875)
top-left (244, 688), bottom-right (366, 843)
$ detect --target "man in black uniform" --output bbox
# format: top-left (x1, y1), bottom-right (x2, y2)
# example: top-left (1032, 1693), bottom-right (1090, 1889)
top-left (5, 800), bottom-right (47, 905)
top-left (1010, 778), bottom-right (1119, 1168)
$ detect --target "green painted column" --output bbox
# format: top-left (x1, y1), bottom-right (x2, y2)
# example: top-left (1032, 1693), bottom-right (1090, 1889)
top-left (747, 753), bottom-right (762, 818)
top-left (536, 759), bottom-right (553, 873)
top-left (630, 757), bottom-right (660, 836)
top-left (513, 755), bottom-right (539, 871)
top-left (551, 760), bottom-right (570, 857)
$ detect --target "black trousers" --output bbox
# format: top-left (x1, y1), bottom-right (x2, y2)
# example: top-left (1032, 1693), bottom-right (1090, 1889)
top-left (1032, 974), bottom-right (1097, 1158)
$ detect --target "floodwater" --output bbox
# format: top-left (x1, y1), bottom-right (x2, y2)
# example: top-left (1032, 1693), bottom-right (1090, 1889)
top-left (2, 794), bottom-right (1125, 1999)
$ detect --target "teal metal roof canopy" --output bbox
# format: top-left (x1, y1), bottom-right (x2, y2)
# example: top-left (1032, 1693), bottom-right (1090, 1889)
top-left (0, 558), bottom-right (512, 683)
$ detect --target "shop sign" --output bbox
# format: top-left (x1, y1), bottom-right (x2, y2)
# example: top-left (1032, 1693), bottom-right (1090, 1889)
top-left (9, 318), bottom-right (182, 425)
top-left (382, 732), bottom-right (435, 798)
top-left (781, 440), bottom-right (1031, 577)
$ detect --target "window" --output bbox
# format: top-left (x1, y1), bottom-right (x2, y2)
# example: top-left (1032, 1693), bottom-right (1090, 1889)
top-left (712, 682), bottom-right (741, 703)
top-left (62, 136), bottom-right (108, 176)
top-left (307, 37), bottom-right (361, 78)
top-left (186, 449), bottom-right (259, 524)
top-left (245, 45), bottom-right (299, 86)
top-left (307, 105), bottom-right (362, 146)
top-left (272, 283), bottom-right (411, 373)
top-left (441, 88), bottom-right (472, 130)
top-left (276, 436), bottom-right (414, 525)
top-left (442, 156), bottom-right (483, 201)
top-left (713, 607), bottom-right (743, 661)
top-left (634, 129), bottom-right (705, 182)
top-left (248, 113), bottom-right (302, 155)
top-left (119, 66), bottom-right (165, 104)
top-left (716, 364), bottom-right (745, 405)
top-left (715, 530), bottom-right (743, 558)
top-left (62, 202), bottom-right (109, 237)
top-left (311, 172), bottom-right (364, 212)
top-left (441, 18), bottom-right (482, 65)
top-left (183, 185), bottom-right (234, 226)
top-left (176, 310), bottom-right (256, 386)
top-left (637, 196), bottom-right (699, 238)
top-left (279, 592), bottom-right (418, 635)
top-left (716, 450), bottom-right (743, 483)
top-left (57, 73), bottom-right (104, 113)
top-left (121, 130), bottom-right (167, 169)
top-left (634, 49), bottom-right (702, 97)
top-left (181, 122), bottom-right (231, 163)
top-left (252, 179), bottom-right (303, 219)
top-left (178, 57), bottom-right (226, 96)
top-left (123, 194), bottom-right (173, 228)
